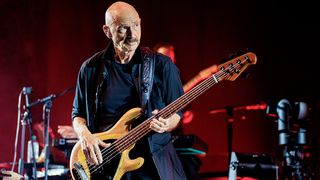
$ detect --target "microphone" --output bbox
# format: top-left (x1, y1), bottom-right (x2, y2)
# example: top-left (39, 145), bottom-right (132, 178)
top-left (277, 99), bottom-right (291, 145)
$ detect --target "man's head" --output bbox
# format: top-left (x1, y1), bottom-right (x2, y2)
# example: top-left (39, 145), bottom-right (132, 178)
top-left (153, 42), bottom-right (176, 64)
top-left (103, 1), bottom-right (141, 60)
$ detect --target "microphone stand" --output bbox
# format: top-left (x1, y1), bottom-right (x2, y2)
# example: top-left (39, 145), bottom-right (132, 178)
top-left (42, 101), bottom-right (52, 180)
top-left (27, 86), bottom-right (74, 180)
top-left (18, 87), bottom-right (37, 179)
top-left (209, 102), bottom-right (267, 164)
top-left (209, 106), bottom-right (234, 164)
top-left (226, 107), bottom-right (234, 164)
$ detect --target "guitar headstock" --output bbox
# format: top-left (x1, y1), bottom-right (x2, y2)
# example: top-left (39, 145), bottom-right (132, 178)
top-left (217, 52), bottom-right (257, 81)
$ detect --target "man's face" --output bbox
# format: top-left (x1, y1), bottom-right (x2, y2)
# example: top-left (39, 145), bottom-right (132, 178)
top-left (109, 17), bottom-right (141, 55)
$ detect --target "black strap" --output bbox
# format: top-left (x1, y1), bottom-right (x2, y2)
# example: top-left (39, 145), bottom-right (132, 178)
top-left (140, 48), bottom-right (155, 112)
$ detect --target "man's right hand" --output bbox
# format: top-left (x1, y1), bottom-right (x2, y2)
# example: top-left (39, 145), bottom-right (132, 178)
top-left (73, 117), bottom-right (110, 165)
top-left (79, 130), bottom-right (110, 165)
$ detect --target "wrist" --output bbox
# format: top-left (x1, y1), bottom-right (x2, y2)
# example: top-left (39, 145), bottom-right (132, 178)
top-left (73, 117), bottom-right (90, 138)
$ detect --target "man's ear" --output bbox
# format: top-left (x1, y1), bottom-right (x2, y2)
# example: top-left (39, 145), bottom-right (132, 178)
top-left (102, 25), bottom-right (111, 38)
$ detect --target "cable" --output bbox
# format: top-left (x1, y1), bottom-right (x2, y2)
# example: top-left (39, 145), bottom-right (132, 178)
top-left (11, 90), bottom-right (23, 172)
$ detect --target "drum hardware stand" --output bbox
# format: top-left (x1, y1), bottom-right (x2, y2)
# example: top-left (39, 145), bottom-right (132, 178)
top-left (18, 87), bottom-right (37, 179)
top-left (18, 86), bottom-right (75, 180)
top-left (42, 98), bottom-right (53, 180)
top-left (209, 106), bottom-right (235, 163)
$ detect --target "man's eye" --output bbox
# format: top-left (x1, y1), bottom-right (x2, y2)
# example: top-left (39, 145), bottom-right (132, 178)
top-left (118, 27), bottom-right (126, 33)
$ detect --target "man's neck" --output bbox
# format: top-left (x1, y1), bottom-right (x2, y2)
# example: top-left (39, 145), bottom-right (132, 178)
top-left (115, 49), bottom-right (135, 64)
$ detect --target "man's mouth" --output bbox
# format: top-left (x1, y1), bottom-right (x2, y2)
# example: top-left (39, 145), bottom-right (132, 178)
top-left (125, 39), bottom-right (138, 44)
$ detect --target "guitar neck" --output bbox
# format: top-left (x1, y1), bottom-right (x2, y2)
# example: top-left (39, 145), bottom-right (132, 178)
top-left (183, 74), bottom-right (201, 92)
top-left (159, 73), bottom-right (222, 119)
top-left (113, 52), bottom-right (256, 152)
top-left (116, 70), bottom-right (225, 151)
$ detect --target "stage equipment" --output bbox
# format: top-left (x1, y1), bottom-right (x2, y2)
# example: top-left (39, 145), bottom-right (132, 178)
top-left (276, 99), bottom-right (311, 179)
top-left (209, 102), bottom-right (267, 163)
top-left (16, 86), bottom-right (74, 179)
top-left (228, 152), bottom-right (278, 180)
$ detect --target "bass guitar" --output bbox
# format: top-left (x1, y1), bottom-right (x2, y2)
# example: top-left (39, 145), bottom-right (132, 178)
top-left (70, 52), bottom-right (257, 180)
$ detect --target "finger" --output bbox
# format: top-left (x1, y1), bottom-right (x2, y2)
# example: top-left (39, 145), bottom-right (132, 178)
top-left (81, 140), bottom-right (87, 150)
top-left (88, 145), bottom-right (99, 165)
top-left (150, 121), bottom-right (165, 133)
top-left (81, 141), bottom-right (91, 163)
top-left (156, 119), bottom-right (168, 130)
top-left (158, 118), bottom-right (168, 126)
top-left (94, 143), bottom-right (103, 164)
top-left (151, 120), bottom-right (163, 129)
top-left (150, 121), bottom-right (159, 132)
top-left (83, 149), bottom-right (90, 162)
top-left (99, 140), bottom-right (111, 148)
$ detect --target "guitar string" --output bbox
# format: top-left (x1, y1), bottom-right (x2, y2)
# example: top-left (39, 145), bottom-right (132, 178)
top-left (88, 59), bottom-right (249, 175)
top-left (88, 73), bottom-right (224, 174)
top-left (86, 57), bottom-right (248, 174)
top-left (86, 70), bottom-right (224, 174)
top-left (87, 59), bottom-right (245, 174)
top-left (87, 65), bottom-right (231, 174)
top-left (86, 58), bottom-right (248, 174)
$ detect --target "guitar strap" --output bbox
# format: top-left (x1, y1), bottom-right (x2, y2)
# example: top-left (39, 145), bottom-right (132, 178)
top-left (139, 47), bottom-right (155, 113)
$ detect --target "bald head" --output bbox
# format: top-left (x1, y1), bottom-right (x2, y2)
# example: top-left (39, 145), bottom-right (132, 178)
top-left (102, 1), bottom-right (141, 63)
top-left (105, 1), bottom-right (140, 26)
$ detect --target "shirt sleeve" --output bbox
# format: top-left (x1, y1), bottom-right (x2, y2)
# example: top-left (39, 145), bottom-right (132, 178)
top-left (162, 58), bottom-right (184, 118)
top-left (72, 63), bottom-right (87, 120)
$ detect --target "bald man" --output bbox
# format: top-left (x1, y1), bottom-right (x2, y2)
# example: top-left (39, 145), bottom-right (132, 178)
top-left (72, 1), bottom-right (186, 179)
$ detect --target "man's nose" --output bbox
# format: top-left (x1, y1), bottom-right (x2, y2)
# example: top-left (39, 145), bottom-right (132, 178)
top-left (126, 27), bottom-right (134, 39)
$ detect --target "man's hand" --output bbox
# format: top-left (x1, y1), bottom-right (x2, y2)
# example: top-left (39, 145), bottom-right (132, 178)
top-left (79, 131), bottom-right (110, 165)
top-left (150, 109), bottom-right (181, 133)
top-left (73, 117), bottom-right (110, 165)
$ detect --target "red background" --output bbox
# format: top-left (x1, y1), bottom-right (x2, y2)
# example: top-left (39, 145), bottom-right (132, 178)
top-left (1, 0), bottom-right (319, 177)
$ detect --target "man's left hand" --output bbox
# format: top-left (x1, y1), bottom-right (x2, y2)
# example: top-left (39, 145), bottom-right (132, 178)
top-left (150, 109), bottom-right (181, 133)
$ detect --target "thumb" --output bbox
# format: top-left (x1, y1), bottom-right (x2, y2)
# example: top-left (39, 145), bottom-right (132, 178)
top-left (99, 140), bottom-right (111, 148)
top-left (152, 109), bottom-right (159, 115)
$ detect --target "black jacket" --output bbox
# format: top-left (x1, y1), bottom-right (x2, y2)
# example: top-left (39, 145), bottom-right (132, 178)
top-left (72, 44), bottom-right (186, 179)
